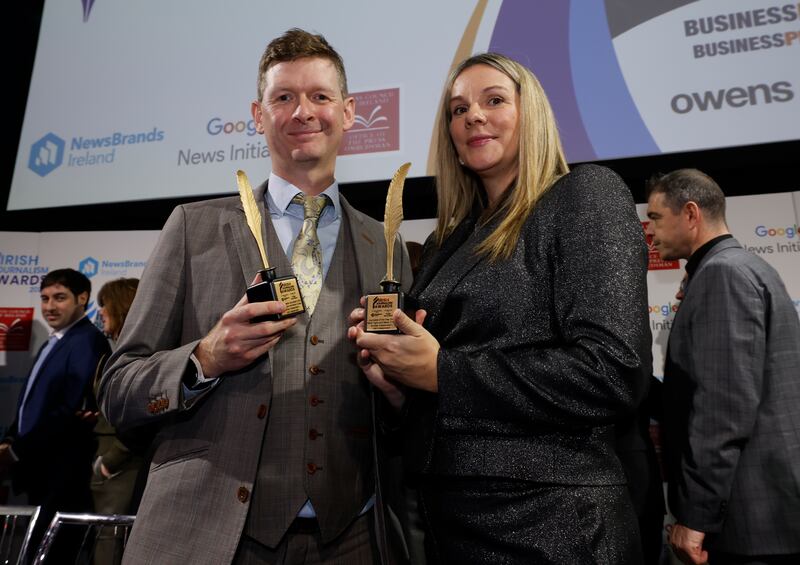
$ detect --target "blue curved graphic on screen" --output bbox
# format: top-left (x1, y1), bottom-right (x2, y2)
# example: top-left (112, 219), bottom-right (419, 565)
top-left (489, 2), bottom-right (595, 162)
top-left (569, 2), bottom-right (659, 159)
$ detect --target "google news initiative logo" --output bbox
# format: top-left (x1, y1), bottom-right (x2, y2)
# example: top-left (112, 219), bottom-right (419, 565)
top-left (28, 133), bottom-right (65, 177)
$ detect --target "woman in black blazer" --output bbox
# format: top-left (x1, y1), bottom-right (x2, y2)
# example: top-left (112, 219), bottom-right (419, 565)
top-left (350, 53), bottom-right (651, 564)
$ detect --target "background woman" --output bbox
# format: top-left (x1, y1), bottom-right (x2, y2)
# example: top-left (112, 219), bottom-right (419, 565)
top-left (350, 53), bottom-right (651, 564)
top-left (92, 277), bottom-right (141, 564)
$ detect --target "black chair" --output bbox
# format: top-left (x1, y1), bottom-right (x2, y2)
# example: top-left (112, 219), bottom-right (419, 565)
top-left (0, 505), bottom-right (41, 565)
top-left (31, 512), bottom-right (134, 565)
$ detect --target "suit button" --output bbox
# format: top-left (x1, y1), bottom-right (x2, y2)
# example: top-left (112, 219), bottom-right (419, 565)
top-left (309, 395), bottom-right (321, 407)
top-left (310, 335), bottom-right (319, 345)
top-left (257, 404), bottom-right (267, 419)
top-left (237, 486), bottom-right (250, 503)
top-left (309, 365), bottom-right (320, 376)
top-left (306, 462), bottom-right (318, 475)
top-left (309, 429), bottom-right (321, 440)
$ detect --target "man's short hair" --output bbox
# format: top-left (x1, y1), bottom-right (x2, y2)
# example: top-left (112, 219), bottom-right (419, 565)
top-left (646, 168), bottom-right (727, 224)
top-left (41, 268), bottom-right (91, 309)
top-left (256, 28), bottom-right (348, 101)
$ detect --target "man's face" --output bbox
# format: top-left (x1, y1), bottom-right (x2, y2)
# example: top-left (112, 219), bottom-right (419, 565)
top-left (252, 57), bottom-right (354, 182)
top-left (646, 192), bottom-right (693, 261)
top-left (40, 283), bottom-right (87, 331)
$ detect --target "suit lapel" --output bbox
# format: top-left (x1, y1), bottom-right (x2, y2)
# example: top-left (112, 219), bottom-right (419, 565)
top-left (412, 216), bottom-right (484, 332)
top-left (341, 196), bottom-right (381, 296)
top-left (410, 217), bottom-right (476, 296)
top-left (227, 180), bottom-right (272, 288)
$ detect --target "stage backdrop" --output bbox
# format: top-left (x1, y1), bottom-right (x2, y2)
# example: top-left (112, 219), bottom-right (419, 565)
top-left (10, 0), bottom-right (799, 210)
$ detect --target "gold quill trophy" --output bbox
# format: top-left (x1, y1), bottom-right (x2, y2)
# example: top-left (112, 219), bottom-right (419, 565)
top-left (365, 162), bottom-right (413, 333)
top-left (236, 170), bottom-right (306, 322)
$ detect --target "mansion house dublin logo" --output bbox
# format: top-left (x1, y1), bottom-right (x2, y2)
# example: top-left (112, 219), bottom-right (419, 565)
top-left (28, 133), bottom-right (65, 177)
top-left (642, 221), bottom-right (679, 270)
top-left (340, 88), bottom-right (400, 156)
top-left (0, 308), bottom-right (34, 352)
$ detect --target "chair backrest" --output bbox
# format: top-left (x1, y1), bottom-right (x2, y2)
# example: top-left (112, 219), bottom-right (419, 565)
top-left (32, 512), bottom-right (135, 565)
top-left (0, 505), bottom-right (41, 565)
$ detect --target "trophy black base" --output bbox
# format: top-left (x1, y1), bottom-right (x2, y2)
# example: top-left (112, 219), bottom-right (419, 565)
top-left (365, 280), bottom-right (408, 334)
top-left (246, 268), bottom-right (306, 322)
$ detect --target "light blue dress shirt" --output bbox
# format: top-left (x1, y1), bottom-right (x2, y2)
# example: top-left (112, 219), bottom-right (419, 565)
top-left (266, 172), bottom-right (341, 278)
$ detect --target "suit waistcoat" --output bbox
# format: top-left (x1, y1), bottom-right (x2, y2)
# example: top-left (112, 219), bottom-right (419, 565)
top-left (244, 214), bottom-right (374, 547)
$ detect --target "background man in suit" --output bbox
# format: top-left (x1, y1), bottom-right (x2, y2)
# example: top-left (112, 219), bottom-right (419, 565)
top-left (0, 268), bottom-right (110, 561)
top-left (100, 28), bottom-right (410, 564)
top-left (646, 169), bottom-right (800, 565)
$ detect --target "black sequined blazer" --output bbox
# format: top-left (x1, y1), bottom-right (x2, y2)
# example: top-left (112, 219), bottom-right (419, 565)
top-left (405, 164), bottom-right (651, 485)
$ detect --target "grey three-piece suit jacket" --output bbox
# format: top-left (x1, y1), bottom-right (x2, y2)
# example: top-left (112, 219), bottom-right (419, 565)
top-left (99, 181), bottom-right (412, 564)
top-left (662, 237), bottom-right (800, 556)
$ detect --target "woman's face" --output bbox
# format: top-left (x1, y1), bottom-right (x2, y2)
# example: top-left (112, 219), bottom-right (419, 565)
top-left (99, 304), bottom-right (113, 336)
top-left (448, 64), bottom-right (520, 189)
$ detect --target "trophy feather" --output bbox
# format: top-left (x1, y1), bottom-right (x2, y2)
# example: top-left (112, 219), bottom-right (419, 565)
top-left (383, 162), bottom-right (411, 281)
top-left (236, 170), bottom-right (269, 268)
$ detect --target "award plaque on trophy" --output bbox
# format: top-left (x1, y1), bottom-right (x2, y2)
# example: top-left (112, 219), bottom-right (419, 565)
top-left (236, 170), bottom-right (306, 322)
top-left (365, 162), bottom-right (412, 334)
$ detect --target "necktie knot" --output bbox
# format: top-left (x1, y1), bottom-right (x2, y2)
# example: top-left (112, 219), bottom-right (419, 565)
top-left (292, 193), bottom-right (328, 224)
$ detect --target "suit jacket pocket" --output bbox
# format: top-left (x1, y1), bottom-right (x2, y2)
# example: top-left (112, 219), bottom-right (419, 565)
top-left (150, 438), bottom-right (211, 473)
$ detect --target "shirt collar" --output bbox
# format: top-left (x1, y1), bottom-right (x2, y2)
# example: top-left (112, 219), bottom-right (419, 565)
top-left (52, 315), bottom-right (84, 340)
top-left (685, 234), bottom-right (733, 278)
top-left (267, 172), bottom-right (340, 219)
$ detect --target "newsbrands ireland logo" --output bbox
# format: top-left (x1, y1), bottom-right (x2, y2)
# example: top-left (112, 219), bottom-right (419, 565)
top-left (79, 257), bottom-right (99, 278)
top-left (28, 133), bottom-right (65, 177)
top-left (82, 0), bottom-right (96, 23)
top-left (66, 127), bottom-right (165, 170)
top-left (341, 88), bottom-right (400, 156)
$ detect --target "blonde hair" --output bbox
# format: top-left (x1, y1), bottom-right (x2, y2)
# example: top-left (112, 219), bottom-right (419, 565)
top-left (434, 53), bottom-right (569, 261)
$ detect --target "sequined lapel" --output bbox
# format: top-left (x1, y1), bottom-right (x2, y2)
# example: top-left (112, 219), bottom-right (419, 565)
top-left (411, 215), bottom-right (486, 332)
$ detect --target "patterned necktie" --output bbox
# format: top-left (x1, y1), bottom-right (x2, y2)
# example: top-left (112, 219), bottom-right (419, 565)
top-left (290, 193), bottom-right (328, 315)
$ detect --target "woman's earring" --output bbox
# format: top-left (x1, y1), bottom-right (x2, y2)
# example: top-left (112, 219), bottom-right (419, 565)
top-left (458, 157), bottom-right (465, 166)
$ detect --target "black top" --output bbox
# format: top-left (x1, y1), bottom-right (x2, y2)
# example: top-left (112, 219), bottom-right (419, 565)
top-left (404, 165), bottom-right (652, 485)
top-left (685, 234), bottom-right (733, 279)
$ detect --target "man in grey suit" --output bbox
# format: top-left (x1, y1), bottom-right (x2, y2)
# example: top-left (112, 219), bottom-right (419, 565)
top-left (646, 169), bottom-right (800, 565)
top-left (100, 29), bottom-right (410, 565)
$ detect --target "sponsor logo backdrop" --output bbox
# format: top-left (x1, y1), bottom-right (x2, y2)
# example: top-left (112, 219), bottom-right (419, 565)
top-left (9, 1), bottom-right (798, 210)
